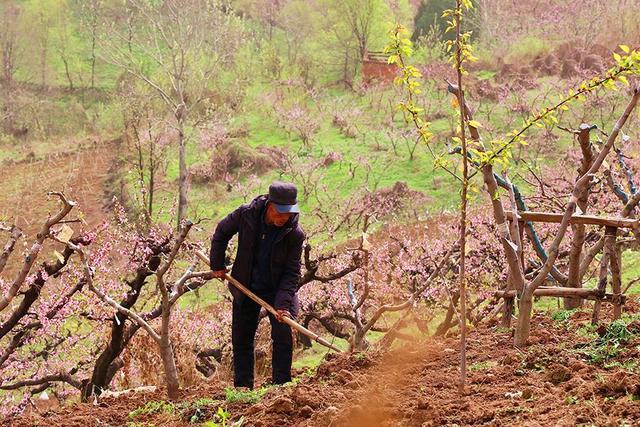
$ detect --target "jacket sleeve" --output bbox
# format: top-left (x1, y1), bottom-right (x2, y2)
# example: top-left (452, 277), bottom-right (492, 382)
top-left (210, 206), bottom-right (244, 271)
top-left (274, 228), bottom-right (305, 312)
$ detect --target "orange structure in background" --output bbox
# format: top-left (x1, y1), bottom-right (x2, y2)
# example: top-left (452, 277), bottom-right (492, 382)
top-left (362, 51), bottom-right (398, 85)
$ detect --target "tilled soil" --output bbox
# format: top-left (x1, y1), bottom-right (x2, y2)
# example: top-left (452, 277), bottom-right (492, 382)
top-left (0, 140), bottom-right (119, 277)
top-left (0, 140), bottom-right (118, 234)
top-left (7, 306), bottom-right (640, 427)
top-left (249, 310), bottom-right (640, 427)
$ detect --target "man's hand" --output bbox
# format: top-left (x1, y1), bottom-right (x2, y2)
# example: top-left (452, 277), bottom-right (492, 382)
top-left (211, 269), bottom-right (228, 279)
top-left (275, 309), bottom-right (291, 323)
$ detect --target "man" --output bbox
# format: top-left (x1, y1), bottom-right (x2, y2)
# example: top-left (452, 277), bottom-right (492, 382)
top-left (209, 181), bottom-right (305, 389)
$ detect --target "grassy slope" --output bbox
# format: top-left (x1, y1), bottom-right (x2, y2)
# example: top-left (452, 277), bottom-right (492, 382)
top-left (153, 87), bottom-right (462, 242)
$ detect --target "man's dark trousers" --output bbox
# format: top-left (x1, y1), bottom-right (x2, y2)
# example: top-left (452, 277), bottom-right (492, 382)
top-left (232, 295), bottom-right (293, 388)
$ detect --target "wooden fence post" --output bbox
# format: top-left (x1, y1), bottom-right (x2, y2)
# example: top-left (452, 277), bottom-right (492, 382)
top-left (591, 242), bottom-right (610, 325)
top-left (607, 226), bottom-right (623, 319)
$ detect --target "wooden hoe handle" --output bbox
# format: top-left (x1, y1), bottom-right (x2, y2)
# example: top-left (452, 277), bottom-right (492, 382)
top-left (195, 251), bottom-right (342, 353)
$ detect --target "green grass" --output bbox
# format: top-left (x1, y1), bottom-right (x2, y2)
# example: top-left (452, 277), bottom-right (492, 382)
top-left (0, 86), bottom-right (122, 163)
top-left (127, 398), bottom-right (234, 425)
top-left (152, 87), bottom-right (465, 243)
top-left (504, 35), bottom-right (552, 64)
top-left (224, 386), bottom-right (270, 404)
top-left (551, 309), bottom-right (577, 323)
top-left (293, 337), bottom-right (349, 370)
top-left (469, 360), bottom-right (497, 371)
top-left (0, 141), bottom-right (21, 162)
top-left (476, 70), bottom-right (497, 80)
top-left (177, 281), bottom-right (227, 310)
top-left (621, 250), bottom-right (640, 294)
top-left (242, 110), bottom-right (290, 148)
top-left (129, 400), bottom-right (176, 418)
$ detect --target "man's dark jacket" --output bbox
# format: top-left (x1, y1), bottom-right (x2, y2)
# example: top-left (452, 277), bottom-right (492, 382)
top-left (209, 195), bottom-right (305, 313)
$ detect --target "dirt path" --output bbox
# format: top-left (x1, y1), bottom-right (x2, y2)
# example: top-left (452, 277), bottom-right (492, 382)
top-left (330, 342), bottom-right (445, 426)
top-left (0, 140), bottom-right (118, 234)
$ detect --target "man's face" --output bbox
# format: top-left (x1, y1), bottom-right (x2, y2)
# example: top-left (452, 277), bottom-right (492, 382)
top-left (266, 202), bottom-right (293, 227)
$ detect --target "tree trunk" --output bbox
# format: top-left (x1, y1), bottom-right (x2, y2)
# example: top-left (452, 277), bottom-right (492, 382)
top-left (2, 34), bottom-right (15, 84)
top-left (82, 258), bottom-right (160, 401)
top-left (61, 54), bottom-right (74, 90)
top-left (455, 1), bottom-right (468, 394)
top-left (501, 283), bottom-right (514, 327)
top-left (343, 48), bottom-right (349, 87)
top-left (297, 316), bottom-right (313, 349)
top-left (40, 33), bottom-right (48, 88)
top-left (514, 291), bottom-right (533, 347)
top-left (159, 336), bottom-right (180, 399)
top-left (565, 124), bottom-right (594, 309)
top-left (90, 28), bottom-right (96, 89)
top-left (564, 223), bottom-right (586, 309)
top-left (82, 313), bottom-right (127, 400)
top-left (159, 271), bottom-right (180, 399)
top-left (435, 293), bottom-right (459, 336)
top-left (608, 227), bottom-right (623, 319)
top-left (351, 327), bottom-right (369, 351)
top-left (148, 150), bottom-right (155, 222)
top-left (177, 123), bottom-right (188, 227)
top-left (591, 249), bottom-right (610, 325)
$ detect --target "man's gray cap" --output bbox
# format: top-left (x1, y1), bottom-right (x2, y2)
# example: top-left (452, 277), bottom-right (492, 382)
top-left (268, 181), bottom-right (300, 213)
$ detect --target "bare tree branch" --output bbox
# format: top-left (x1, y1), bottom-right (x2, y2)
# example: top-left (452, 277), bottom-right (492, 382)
top-left (0, 370), bottom-right (81, 391)
top-left (0, 192), bottom-right (75, 313)
top-left (0, 224), bottom-right (22, 275)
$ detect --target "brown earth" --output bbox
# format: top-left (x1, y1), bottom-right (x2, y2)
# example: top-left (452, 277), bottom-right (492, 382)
top-left (8, 306), bottom-right (640, 427)
top-left (0, 139), bottom-right (120, 235)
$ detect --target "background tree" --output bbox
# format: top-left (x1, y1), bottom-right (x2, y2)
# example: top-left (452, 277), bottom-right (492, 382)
top-left (0, 2), bottom-right (20, 85)
top-left (98, 0), bottom-right (245, 225)
top-left (120, 82), bottom-right (171, 225)
top-left (316, 0), bottom-right (393, 86)
top-left (234, 0), bottom-right (285, 41)
top-left (412, 0), bottom-right (480, 43)
top-left (75, 0), bottom-right (103, 89)
top-left (53, 0), bottom-right (81, 90)
top-left (20, 0), bottom-right (67, 88)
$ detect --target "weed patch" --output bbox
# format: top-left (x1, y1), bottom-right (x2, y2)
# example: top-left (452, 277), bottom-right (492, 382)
top-left (224, 386), bottom-right (270, 404)
top-left (577, 319), bottom-right (638, 363)
top-left (128, 399), bottom-right (238, 425)
top-left (128, 401), bottom-right (175, 418)
top-left (551, 309), bottom-right (576, 323)
top-left (469, 360), bottom-right (497, 371)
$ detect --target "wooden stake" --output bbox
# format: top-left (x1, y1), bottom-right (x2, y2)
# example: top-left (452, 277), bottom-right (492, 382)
top-left (607, 226), bottom-right (623, 319)
top-left (591, 248), bottom-right (610, 325)
top-left (496, 287), bottom-right (618, 300)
